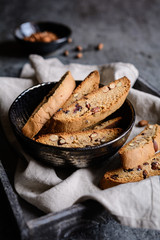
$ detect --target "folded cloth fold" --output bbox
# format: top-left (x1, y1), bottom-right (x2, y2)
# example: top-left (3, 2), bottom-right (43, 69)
top-left (1, 55), bottom-right (160, 230)
top-left (21, 54), bottom-right (139, 87)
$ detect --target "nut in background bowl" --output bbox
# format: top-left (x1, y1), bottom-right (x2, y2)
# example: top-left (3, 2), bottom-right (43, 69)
top-left (9, 81), bottom-right (135, 168)
top-left (14, 21), bottom-right (72, 55)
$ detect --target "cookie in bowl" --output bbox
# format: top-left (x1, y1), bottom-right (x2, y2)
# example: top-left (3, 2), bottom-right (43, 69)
top-left (9, 71), bottom-right (135, 168)
top-left (49, 76), bottom-right (131, 133)
top-left (35, 128), bottom-right (123, 148)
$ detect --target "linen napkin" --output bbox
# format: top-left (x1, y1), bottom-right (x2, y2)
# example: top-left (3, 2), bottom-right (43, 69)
top-left (1, 55), bottom-right (160, 230)
top-left (21, 54), bottom-right (138, 87)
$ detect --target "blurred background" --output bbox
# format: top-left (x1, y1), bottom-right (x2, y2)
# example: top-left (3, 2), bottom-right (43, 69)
top-left (0, 0), bottom-right (160, 89)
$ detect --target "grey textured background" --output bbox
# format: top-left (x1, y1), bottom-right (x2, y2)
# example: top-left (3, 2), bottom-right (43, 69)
top-left (0, 0), bottom-right (160, 239)
top-left (0, 0), bottom-right (160, 90)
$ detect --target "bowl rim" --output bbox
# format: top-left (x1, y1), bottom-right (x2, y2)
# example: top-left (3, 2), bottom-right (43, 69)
top-left (14, 21), bottom-right (72, 44)
top-left (9, 81), bottom-right (136, 153)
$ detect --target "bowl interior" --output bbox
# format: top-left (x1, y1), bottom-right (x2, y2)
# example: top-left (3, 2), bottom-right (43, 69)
top-left (9, 82), bottom-right (135, 168)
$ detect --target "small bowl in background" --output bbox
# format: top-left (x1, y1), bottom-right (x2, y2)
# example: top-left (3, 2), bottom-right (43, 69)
top-left (14, 21), bottom-right (71, 54)
top-left (9, 82), bottom-right (135, 168)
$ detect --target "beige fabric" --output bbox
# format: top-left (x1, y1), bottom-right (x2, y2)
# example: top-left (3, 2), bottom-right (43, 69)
top-left (1, 55), bottom-right (160, 230)
top-left (21, 54), bottom-right (138, 86)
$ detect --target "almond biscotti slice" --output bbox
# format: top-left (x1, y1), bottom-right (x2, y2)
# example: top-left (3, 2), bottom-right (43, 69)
top-left (35, 128), bottom-right (123, 148)
top-left (22, 71), bottom-right (76, 139)
top-left (119, 124), bottom-right (160, 169)
top-left (50, 77), bottom-right (130, 133)
top-left (39, 116), bottom-right (123, 136)
top-left (99, 152), bottom-right (160, 189)
top-left (42, 70), bottom-right (100, 134)
top-left (62, 70), bottom-right (100, 109)
top-left (82, 116), bottom-right (122, 131)
top-left (91, 117), bottom-right (123, 130)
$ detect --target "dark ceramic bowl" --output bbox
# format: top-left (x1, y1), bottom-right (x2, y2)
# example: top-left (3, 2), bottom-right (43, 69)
top-left (14, 22), bottom-right (71, 54)
top-left (9, 82), bottom-right (135, 168)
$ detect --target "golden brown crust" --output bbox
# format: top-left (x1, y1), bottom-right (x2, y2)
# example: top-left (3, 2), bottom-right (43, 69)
top-left (22, 71), bottom-right (76, 139)
top-left (50, 77), bottom-right (131, 133)
top-left (99, 178), bottom-right (120, 189)
top-left (86, 116), bottom-right (123, 131)
top-left (43, 70), bottom-right (100, 134)
top-left (35, 128), bottom-right (123, 148)
top-left (39, 116), bottom-right (123, 135)
top-left (62, 70), bottom-right (100, 109)
top-left (119, 124), bottom-right (160, 169)
top-left (99, 152), bottom-right (160, 190)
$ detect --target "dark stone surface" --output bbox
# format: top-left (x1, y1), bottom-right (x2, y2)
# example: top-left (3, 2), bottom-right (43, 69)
top-left (0, 0), bottom-right (160, 89)
top-left (0, 0), bottom-right (160, 239)
top-left (0, 181), bottom-right (20, 240)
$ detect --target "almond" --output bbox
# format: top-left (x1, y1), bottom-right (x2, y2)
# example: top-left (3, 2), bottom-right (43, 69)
top-left (109, 83), bottom-right (115, 89)
top-left (76, 45), bottom-right (83, 51)
top-left (76, 53), bottom-right (83, 59)
top-left (68, 38), bottom-right (72, 43)
top-left (102, 86), bottom-right (109, 93)
top-left (74, 93), bottom-right (79, 98)
top-left (64, 50), bottom-right (69, 56)
top-left (101, 137), bottom-right (106, 143)
top-left (153, 139), bottom-right (158, 152)
top-left (129, 143), bottom-right (134, 146)
top-left (58, 138), bottom-right (66, 145)
top-left (117, 82), bottom-right (122, 87)
top-left (97, 43), bottom-right (104, 50)
top-left (138, 120), bottom-right (148, 127)
top-left (90, 133), bottom-right (98, 138)
top-left (49, 135), bottom-right (59, 142)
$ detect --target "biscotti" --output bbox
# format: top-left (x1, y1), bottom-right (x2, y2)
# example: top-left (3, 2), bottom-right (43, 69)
top-left (89, 116), bottom-right (123, 131)
top-left (62, 70), bottom-right (100, 109)
top-left (119, 124), bottom-right (160, 169)
top-left (43, 70), bottom-right (100, 134)
top-left (22, 71), bottom-right (76, 139)
top-left (49, 76), bottom-right (131, 133)
top-left (39, 116), bottom-right (122, 135)
top-left (35, 128), bottom-right (123, 148)
top-left (99, 152), bottom-right (160, 189)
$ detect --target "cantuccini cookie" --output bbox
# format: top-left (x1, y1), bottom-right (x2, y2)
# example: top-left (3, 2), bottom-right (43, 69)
top-left (119, 124), bottom-right (160, 169)
top-left (35, 128), bottom-right (123, 148)
top-left (22, 71), bottom-right (76, 139)
top-left (62, 70), bottom-right (100, 109)
top-left (43, 70), bottom-right (100, 134)
top-left (99, 152), bottom-right (160, 190)
top-left (49, 76), bottom-right (130, 133)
